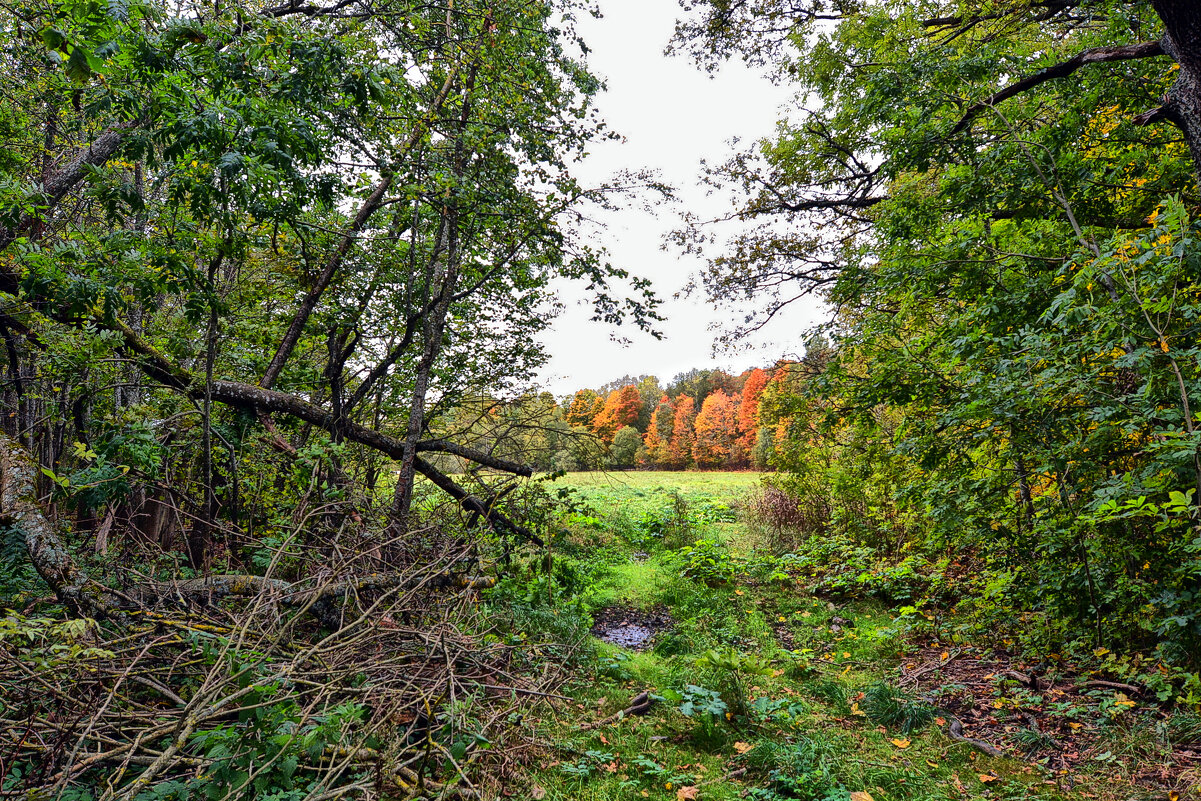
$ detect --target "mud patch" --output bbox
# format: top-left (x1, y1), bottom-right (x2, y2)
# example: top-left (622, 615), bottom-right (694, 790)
top-left (591, 606), bottom-right (673, 650)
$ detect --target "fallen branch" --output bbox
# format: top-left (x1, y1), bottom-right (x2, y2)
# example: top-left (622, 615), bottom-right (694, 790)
top-left (0, 431), bottom-right (121, 618)
top-left (579, 691), bottom-right (655, 731)
top-left (1082, 679), bottom-right (1141, 695)
top-left (945, 716), bottom-right (1004, 758)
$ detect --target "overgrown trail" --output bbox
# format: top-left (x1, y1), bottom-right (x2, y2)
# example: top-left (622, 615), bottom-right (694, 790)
top-left (508, 472), bottom-right (1198, 801)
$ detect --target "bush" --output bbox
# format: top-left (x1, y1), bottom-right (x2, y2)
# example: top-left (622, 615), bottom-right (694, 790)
top-left (676, 538), bottom-right (743, 585)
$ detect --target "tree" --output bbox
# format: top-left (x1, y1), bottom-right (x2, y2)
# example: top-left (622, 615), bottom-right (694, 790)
top-left (666, 395), bottom-right (697, 469)
top-left (592, 385), bottom-right (643, 442)
top-left (672, 0), bottom-right (1201, 657)
top-left (635, 375), bottom-right (665, 431)
top-left (693, 390), bottom-right (741, 468)
top-left (610, 425), bottom-right (642, 468)
top-left (642, 395), bottom-right (675, 467)
top-left (566, 389), bottom-right (602, 427)
top-left (737, 368), bottom-right (771, 454)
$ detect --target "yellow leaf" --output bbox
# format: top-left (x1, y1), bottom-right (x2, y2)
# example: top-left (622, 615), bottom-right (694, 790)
top-left (979, 774), bottom-right (1000, 783)
top-left (851, 702), bottom-right (867, 717)
top-left (1068, 722), bottom-right (1082, 730)
top-left (842, 652), bottom-right (851, 658)
top-left (992, 699), bottom-right (1003, 708)
top-left (849, 793), bottom-right (875, 801)
top-left (733, 742), bottom-right (753, 754)
top-left (934, 717), bottom-right (946, 726)
top-left (1094, 647), bottom-right (1110, 657)
top-left (926, 759), bottom-right (939, 768)
top-left (891, 738), bottom-right (911, 749)
top-left (778, 616), bottom-right (787, 622)
top-left (676, 786), bottom-right (699, 801)
top-left (940, 651), bottom-right (949, 661)
top-left (734, 589), bottom-right (744, 596)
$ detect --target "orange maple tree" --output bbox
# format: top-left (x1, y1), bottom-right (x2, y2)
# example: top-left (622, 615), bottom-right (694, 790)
top-left (692, 390), bottom-right (741, 468)
top-left (738, 368), bottom-right (770, 452)
top-left (592, 385), bottom-right (642, 442)
top-left (666, 395), bottom-right (697, 469)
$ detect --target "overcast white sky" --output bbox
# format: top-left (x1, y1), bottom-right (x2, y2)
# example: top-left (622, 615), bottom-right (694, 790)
top-left (534, 0), bottom-right (825, 395)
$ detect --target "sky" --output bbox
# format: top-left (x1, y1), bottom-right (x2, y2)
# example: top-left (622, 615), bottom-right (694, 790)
top-left (534, 0), bottom-right (826, 395)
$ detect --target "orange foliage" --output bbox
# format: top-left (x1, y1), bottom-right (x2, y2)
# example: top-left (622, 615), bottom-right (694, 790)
top-left (738, 368), bottom-right (770, 451)
top-left (692, 390), bottom-right (741, 468)
top-left (592, 385), bottom-right (642, 442)
top-left (666, 395), bottom-right (696, 469)
top-left (642, 395), bottom-right (674, 466)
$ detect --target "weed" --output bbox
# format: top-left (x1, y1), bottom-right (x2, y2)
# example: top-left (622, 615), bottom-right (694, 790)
top-left (559, 749), bottom-right (616, 778)
top-left (695, 647), bottom-right (774, 717)
top-left (860, 681), bottom-right (935, 733)
top-left (1168, 711), bottom-right (1201, 744)
top-left (804, 679), bottom-right (850, 714)
top-left (677, 538), bottom-right (744, 585)
top-left (742, 737), bottom-right (847, 801)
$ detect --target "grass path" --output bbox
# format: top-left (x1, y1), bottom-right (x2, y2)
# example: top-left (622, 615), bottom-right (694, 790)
top-left (509, 472), bottom-right (1142, 801)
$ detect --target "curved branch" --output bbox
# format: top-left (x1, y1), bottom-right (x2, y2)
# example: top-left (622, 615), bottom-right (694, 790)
top-left (0, 432), bottom-right (120, 617)
top-left (414, 438), bottom-right (530, 475)
top-left (413, 457), bottom-right (542, 546)
top-left (952, 40), bottom-right (1166, 134)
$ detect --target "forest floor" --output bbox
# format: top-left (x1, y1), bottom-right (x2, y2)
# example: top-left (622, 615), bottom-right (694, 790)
top-left (513, 471), bottom-right (1199, 801)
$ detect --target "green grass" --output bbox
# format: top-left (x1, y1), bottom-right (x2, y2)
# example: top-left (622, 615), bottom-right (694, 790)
top-left (507, 472), bottom-right (1158, 801)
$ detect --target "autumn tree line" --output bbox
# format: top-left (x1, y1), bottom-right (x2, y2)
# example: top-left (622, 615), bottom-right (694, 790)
top-left (561, 364), bottom-right (787, 471)
top-left (434, 353), bottom-right (834, 475)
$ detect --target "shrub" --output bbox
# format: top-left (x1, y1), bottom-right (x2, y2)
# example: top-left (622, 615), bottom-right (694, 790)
top-left (676, 538), bottom-right (743, 585)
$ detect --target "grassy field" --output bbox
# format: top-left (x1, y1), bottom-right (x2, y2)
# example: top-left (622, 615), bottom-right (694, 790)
top-left (501, 471), bottom-right (1178, 801)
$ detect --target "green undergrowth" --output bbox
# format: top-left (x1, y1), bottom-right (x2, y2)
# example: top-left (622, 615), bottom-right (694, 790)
top-left (488, 471), bottom-right (1195, 801)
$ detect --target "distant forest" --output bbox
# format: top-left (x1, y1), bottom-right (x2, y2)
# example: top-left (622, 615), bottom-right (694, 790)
top-left (445, 343), bottom-right (832, 474)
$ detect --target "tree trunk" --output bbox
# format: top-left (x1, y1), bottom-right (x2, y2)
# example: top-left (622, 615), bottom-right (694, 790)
top-left (1151, 0), bottom-right (1201, 175)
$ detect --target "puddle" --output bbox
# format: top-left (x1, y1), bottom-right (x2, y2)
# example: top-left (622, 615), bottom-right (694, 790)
top-left (591, 606), bottom-right (673, 651)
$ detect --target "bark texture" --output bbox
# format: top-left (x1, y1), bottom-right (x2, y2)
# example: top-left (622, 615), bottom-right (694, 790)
top-left (1150, 0), bottom-right (1201, 175)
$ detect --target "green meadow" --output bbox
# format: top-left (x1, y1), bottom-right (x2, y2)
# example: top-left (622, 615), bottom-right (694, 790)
top-left (499, 471), bottom-right (1178, 801)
